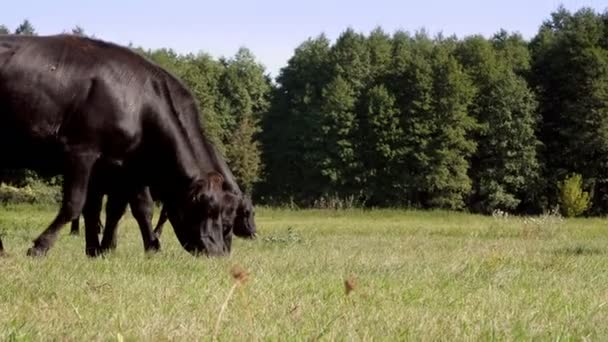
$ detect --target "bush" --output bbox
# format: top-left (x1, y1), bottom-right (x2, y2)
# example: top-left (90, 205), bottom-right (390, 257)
top-left (0, 180), bottom-right (61, 205)
top-left (557, 173), bottom-right (591, 217)
top-left (312, 195), bottom-right (358, 210)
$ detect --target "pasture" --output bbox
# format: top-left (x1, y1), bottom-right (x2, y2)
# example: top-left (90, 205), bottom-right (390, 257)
top-left (1, 205), bottom-right (608, 340)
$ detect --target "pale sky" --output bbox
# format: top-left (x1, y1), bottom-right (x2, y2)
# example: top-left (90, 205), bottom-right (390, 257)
top-left (1, 0), bottom-right (606, 78)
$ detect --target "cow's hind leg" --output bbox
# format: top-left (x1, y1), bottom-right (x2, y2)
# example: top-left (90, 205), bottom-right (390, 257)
top-left (130, 187), bottom-right (160, 253)
top-left (70, 218), bottom-right (80, 235)
top-left (100, 194), bottom-right (128, 252)
top-left (70, 217), bottom-right (97, 236)
top-left (153, 206), bottom-right (169, 238)
top-left (27, 151), bottom-right (98, 257)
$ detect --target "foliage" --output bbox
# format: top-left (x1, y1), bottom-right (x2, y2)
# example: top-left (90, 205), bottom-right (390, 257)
top-left (259, 35), bottom-right (332, 204)
top-left (456, 35), bottom-right (540, 213)
top-left (0, 181), bottom-right (61, 205)
top-left (558, 173), bottom-right (591, 217)
top-left (217, 48), bottom-right (271, 192)
top-left (530, 6), bottom-right (608, 213)
top-left (14, 19), bottom-right (36, 35)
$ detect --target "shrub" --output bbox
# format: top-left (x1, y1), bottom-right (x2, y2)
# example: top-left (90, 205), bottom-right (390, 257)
top-left (312, 195), bottom-right (358, 210)
top-left (557, 173), bottom-right (591, 217)
top-left (0, 180), bottom-right (61, 205)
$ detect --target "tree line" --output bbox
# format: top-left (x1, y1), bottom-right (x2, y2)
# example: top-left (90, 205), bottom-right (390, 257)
top-left (2, 6), bottom-right (608, 216)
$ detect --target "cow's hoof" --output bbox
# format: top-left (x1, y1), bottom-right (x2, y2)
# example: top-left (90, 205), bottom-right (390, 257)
top-left (86, 247), bottom-right (102, 258)
top-left (148, 239), bottom-right (161, 252)
top-left (100, 241), bottom-right (117, 251)
top-left (26, 246), bottom-right (47, 257)
top-left (69, 230), bottom-right (79, 236)
top-left (99, 246), bottom-right (117, 257)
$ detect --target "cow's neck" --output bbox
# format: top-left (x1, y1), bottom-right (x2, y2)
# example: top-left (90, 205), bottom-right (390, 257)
top-left (168, 92), bottom-right (243, 196)
top-left (147, 110), bottom-right (202, 200)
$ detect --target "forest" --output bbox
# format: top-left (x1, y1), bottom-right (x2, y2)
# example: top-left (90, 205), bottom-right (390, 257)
top-left (1, 6), bottom-right (607, 216)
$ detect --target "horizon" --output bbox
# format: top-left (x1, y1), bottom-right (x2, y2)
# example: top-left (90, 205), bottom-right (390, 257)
top-left (1, 0), bottom-right (606, 78)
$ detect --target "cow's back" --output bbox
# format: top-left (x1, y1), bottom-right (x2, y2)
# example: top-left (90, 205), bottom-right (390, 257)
top-left (0, 35), bottom-right (160, 172)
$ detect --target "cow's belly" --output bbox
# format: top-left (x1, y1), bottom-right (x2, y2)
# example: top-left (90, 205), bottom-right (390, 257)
top-left (0, 132), bottom-right (64, 175)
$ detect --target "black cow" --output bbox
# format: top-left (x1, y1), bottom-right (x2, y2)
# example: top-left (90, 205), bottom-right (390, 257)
top-left (0, 34), bottom-right (232, 257)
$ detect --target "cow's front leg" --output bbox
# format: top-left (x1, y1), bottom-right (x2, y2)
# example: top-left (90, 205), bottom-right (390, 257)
top-left (27, 151), bottom-right (98, 257)
top-left (130, 187), bottom-right (161, 253)
top-left (70, 218), bottom-right (80, 235)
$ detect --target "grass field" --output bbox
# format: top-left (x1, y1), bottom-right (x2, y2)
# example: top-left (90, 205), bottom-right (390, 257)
top-left (1, 204), bottom-right (608, 340)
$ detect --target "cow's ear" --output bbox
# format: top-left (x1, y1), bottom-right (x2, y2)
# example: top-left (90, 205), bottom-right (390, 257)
top-left (207, 171), bottom-right (224, 192)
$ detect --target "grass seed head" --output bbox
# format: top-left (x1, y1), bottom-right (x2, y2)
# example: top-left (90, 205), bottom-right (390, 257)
top-left (344, 276), bottom-right (356, 295)
top-left (230, 265), bottom-right (249, 284)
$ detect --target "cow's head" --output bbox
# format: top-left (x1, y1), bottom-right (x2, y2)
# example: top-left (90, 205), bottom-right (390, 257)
top-left (233, 194), bottom-right (257, 239)
top-left (195, 190), bottom-right (255, 253)
top-left (167, 172), bottom-right (229, 257)
top-left (218, 191), bottom-right (241, 253)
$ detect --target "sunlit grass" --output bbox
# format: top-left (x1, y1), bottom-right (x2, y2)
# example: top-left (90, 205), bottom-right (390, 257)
top-left (1, 205), bottom-right (608, 340)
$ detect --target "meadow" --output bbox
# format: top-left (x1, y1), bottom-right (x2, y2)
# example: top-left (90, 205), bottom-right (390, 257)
top-left (1, 204), bottom-right (608, 340)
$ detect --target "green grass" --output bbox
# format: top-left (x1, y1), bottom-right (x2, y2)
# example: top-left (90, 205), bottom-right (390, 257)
top-left (1, 205), bottom-right (608, 340)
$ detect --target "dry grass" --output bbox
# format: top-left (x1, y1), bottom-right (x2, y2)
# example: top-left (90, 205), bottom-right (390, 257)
top-left (212, 265), bottom-right (249, 341)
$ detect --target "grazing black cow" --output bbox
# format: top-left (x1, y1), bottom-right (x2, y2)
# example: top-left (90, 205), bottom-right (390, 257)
top-left (0, 33), bottom-right (232, 257)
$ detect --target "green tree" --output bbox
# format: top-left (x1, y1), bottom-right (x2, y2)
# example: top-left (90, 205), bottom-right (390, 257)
top-left (358, 84), bottom-right (402, 205)
top-left (422, 45), bottom-right (476, 209)
top-left (388, 33), bottom-right (476, 209)
top-left (491, 29), bottom-right (531, 76)
top-left (224, 114), bottom-right (262, 193)
top-left (315, 28), bottom-right (374, 200)
top-left (558, 173), bottom-right (591, 217)
top-left (456, 36), bottom-right (541, 213)
top-left (259, 35), bottom-right (332, 204)
top-left (530, 6), bottom-right (608, 213)
top-left (218, 48), bottom-right (271, 192)
top-left (14, 19), bottom-right (35, 35)
top-left (182, 53), bottom-right (225, 148)
top-left (0, 25), bottom-right (9, 34)
top-left (367, 27), bottom-right (393, 81)
top-left (317, 75), bottom-right (359, 197)
top-left (330, 28), bottom-right (371, 92)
